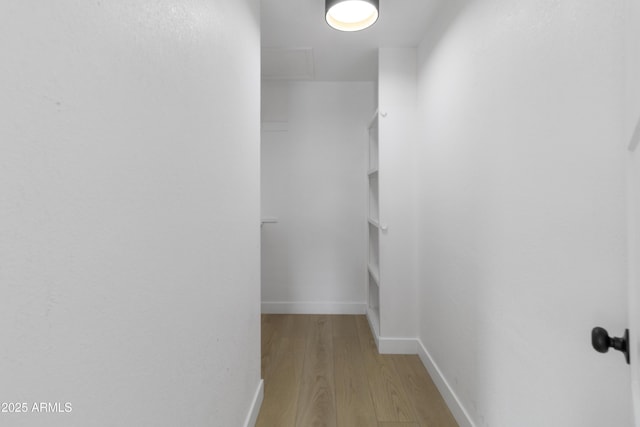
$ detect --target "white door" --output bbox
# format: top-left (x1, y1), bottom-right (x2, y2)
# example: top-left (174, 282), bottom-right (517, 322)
top-left (628, 1), bottom-right (640, 424)
top-left (630, 116), bottom-right (640, 426)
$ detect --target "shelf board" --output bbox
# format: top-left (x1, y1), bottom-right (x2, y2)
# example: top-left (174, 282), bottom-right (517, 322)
top-left (368, 168), bottom-right (379, 176)
top-left (368, 218), bottom-right (380, 229)
top-left (368, 263), bottom-right (380, 285)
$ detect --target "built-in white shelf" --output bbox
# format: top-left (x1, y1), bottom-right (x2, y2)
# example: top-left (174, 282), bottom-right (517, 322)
top-left (369, 143), bottom-right (379, 171)
top-left (369, 111), bottom-right (379, 172)
top-left (367, 107), bottom-right (380, 343)
top-left (368, 108), bottom-right (379, 130)
top-left (369, 173), bottom-right (379, 223)
top-left (368, 263), bottom-right (379, 287)
top-left (368, 221), bottom-right (379, 265)
top-left (367, 305), bottom-right (380, 340)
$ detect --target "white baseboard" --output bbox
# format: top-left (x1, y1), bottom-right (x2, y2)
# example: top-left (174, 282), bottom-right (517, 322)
top-left (417, 340), bottom-right (475, 427)
top-left (358, 316), bottom-right (474, 427)
top-left (364, 309), bottom-right (417, 355)
top-left (242, 379), bottom-right (264, 427)
top-left (261, 301), bottom-right (367, 315)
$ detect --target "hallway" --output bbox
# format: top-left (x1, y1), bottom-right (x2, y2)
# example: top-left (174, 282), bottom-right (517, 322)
top-left (256, 314), bottom-right (457, 427)
top-left (2, 1), bottom-right (639, 425)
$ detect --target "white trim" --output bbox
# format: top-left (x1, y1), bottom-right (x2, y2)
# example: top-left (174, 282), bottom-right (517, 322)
top-left (364, 309), bottom-right (416, 354)
top-left (417, 340), bottom-right (475, 427)
top-left (242, 379), bottom-right (264, 427)
top-left (359, 317), bottom-right (473, 425)
top-left (261, 301), bottom-right (367, 315)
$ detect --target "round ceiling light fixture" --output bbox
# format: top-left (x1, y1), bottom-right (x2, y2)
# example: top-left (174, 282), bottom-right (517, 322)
top-left (325, 0), bottom-right (379, 32)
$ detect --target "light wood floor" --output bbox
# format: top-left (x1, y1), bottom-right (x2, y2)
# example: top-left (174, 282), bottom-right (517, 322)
top-left (256, 314), bottom-right (458, 427)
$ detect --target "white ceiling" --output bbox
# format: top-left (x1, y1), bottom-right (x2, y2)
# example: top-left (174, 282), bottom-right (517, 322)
top-left (261, 0), bottom-right (444, 81)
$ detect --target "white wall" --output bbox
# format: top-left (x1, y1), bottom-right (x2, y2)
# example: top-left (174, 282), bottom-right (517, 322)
top-left (377, 49), bottom-right (419, 341)
top-left (0, 1), bottom-right (262, 426)
top-left (261, 81), bottom-right (373, 314)
top-left (416, 1), bottom-right (632, 426)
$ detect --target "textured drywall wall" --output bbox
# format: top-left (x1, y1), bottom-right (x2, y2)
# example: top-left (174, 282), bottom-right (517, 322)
top-left (377, 48), bottom-right (419, 339)
top-left (0, 1), bottom-right (261, 425)
top-left (416, 1), bottom-right (632, 425)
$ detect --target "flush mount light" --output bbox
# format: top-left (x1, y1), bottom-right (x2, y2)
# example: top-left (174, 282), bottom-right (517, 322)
top-left (325, 0), bottom-right (379, 32)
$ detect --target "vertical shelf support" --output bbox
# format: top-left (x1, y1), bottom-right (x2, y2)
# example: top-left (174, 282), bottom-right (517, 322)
top-left (367, 109), bottom-right (381, 339)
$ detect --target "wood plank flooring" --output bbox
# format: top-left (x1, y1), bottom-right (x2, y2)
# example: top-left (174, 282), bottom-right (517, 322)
top-left (256, 314), bottom-right (458, 427)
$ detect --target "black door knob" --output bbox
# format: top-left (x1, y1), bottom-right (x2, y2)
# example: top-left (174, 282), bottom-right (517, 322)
top-left (591, 327), bottom-right (630, 364)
